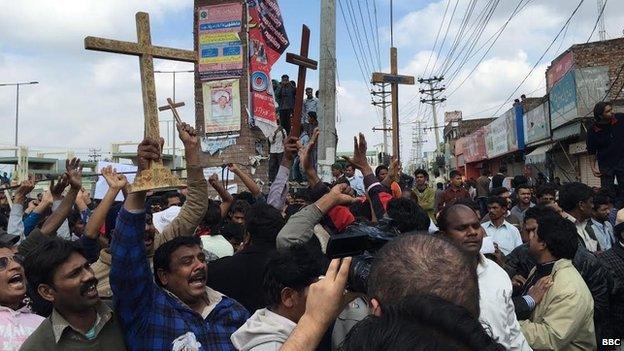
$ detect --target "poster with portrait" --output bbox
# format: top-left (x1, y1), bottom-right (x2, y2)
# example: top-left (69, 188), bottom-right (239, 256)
top-left (203, 79), bottom-right (241, 133)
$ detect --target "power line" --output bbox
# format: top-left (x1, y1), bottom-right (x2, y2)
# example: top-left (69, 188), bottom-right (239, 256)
top-left (370, 0), bottom-right (382, 71)
top-left (356, 0), bottom-right (377, 72)
top-left (429, 0), bottom-right (461, 76)
top-left (338, 0), bottom-right (373, 93)
top-left (490, 0), bottom-right (587, 118)
top-left (586, 0), bottom-right (608, 43)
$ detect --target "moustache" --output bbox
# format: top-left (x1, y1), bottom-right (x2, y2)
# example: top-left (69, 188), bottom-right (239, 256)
top-left (79, 278), bottom-right (99, 295)
top-left (188, 270), bottom-right (207, 283)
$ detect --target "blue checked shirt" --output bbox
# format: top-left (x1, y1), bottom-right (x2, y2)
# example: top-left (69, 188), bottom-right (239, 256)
top-left (110, 208), bottom-right (250, 351)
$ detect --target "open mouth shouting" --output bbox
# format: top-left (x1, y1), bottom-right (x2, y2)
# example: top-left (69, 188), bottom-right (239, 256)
top-left (7, 273), bottom-right (25, 291)
top-left (188, 271), bottom-right (206, 290)
top-left (80, 279), bottom-right (99, 299)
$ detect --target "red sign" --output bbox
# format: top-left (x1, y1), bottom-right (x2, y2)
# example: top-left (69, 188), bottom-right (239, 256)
top-left (547, 51), bottom-right (574, 90)
top-left (247, 0), bottom-right (289, 137)
top-left (463, 128), bottom-right (488, 163)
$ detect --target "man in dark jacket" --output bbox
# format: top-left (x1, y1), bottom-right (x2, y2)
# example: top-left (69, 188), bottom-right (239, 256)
top-left (506, 206), bottom-right (611, 347)
top-left (207, 203), bottom-right (285, 313)
top-left (598, 222), bottom-right (624, 338)
top-left (275, 75), bottom-right (296, 134)
top-left (587, 101), bottom-right (624, 199)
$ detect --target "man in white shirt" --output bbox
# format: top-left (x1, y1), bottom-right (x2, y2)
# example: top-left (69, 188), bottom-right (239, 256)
top-left (482, 196), bottom-right (523, 255)
top-left (268, 122), bottom-right (287, 183)
top-left (344, 164), bottom-right (365, 196)
top-left (301, 87), bottom-right (318, 124)
top-left (558, 182), bottom-right (599, 252)
top-left (438, 204), bottom-right (531, 351)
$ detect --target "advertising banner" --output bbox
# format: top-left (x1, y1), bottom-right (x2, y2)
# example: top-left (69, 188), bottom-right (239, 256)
top-left (523, 101), bottom-right (550, 145)
top-left (485, 108), bottom-right (518, 158)
top-left (197, 4), bottom-right (244, 81)
top-left (547, 51), bottom-right (573, 90)
top-left (549, 70), bottom-right (578, 129)
top-left (247, 0), bottom-right (289, 137)
top-left (463, 128), bottom-right (488, 163)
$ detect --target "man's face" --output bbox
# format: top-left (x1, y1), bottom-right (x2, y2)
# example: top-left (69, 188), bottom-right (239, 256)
top-left (500, 191), bottom-right (512, 209)
top-left (167, 196), bottom-right (182, 208)
top-left (281, 76), bottom-right (289, 84)
top-left (442, 207), bottom-right (484, 255)
top-left (415, 174), bottom-right (427, 187)
top-left (305, 88), bottom-right (313, 98)
top-left (537, 194), bottom-right (555, 205)
top-left (344, 166), bottom-right (355, 178)
top-left (451, 175), bottom-right (463, 187)
top-left (528, 223), bottom-right (544, 258)
top-left (0, 248), bottom-right (26, 308)
top-left (45, 252), bottom-right (99, 312)
top-left (72, 221), bottom-right (85, 237)
top-left (579, 197), bottom-right (594, 220)
top-left (218, 96), bottom-right (228, 108)
top-left (593, 204), bottom-right (611, 222)
top-left (603, 104), bottom-right (614, 120)
top-left (487, 203), bottom-right (506, 221)
top-left (159, 245), bottom-right (207, 303)
top-left (522, 218), bottom-right (537, 244)
top-left (331, 168), bottom-right (342, 178)
top-left (377, 169), bottom-right (388, 182)
top-left (518, 188), bottom-right (532, 205)
top-left (231, 211), bottom-right (245, 225)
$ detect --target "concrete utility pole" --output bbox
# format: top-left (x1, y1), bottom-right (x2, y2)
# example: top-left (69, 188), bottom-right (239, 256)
top-left (418, 76), bottom-right (445, 154)
top-left (410, 120), bottom-right (425, 169)
top-left (317, 0), bottom-right (337, 182)
top-left (371, 83), bottom-right (391, 154)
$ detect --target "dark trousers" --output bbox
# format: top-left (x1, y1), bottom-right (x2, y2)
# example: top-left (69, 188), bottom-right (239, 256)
top-left (600, 170), bottom-right (624, 203)
top-left (279, 109), bottom-right (293, 134)
top-left (268, 152), bottom-right (283, 183)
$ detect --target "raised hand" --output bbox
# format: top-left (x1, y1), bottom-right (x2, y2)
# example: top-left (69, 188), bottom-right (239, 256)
top-left (13, 176), bottom-right (35, 202)
top-left (301, 128), bottom-right (319, 170)
top-left (328, 183), bottom-right (357, 206)
top-left (40, 189), bottom-right (53, 206)
top-left (51, 174), bottom-right (69, 199)
top-left (341, 133), bottom-right (369, 172)
top-left (208, 173), bottom-right (219, 186)
top-left (176, 122), bottom-right (198, 148)
top-left (283, 136), bottom-right (300, 162)
top-left (137, 138), bottom-right (162, 172)
top-left (65, 157), bottom-right (83, 190)
top-left (102, 165), bottom-right (128, 190)
top-left (227, 163), bottom-right (240, 173)
top-left (303, 257), bottom-right (353, 327)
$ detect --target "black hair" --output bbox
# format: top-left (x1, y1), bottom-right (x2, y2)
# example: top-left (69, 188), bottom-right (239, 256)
top-left (414, 169), bottom-right (429, 179)
top-left (153, 236), bottom-right (202, 287)
top-left (368, 234), bottom-right (479, 317)
top-left (449, 170), bottom-right (461, 179)
top-left (375, 165), bottom-right (388, 178)
top-left (233, 191), bottom-right (255, 204)
top-left (24, 238), bottom-right (86, 290)
top-left (263, 245), bottom-right (326, 308)
top-left (436, 183), bottom-right (444, 190)
top-left (245, 203), bottom-right (285, 246)
top-left (535, 214), bottom-right (579, 260)
top-left (228, 199), bottom-right (251, 218)
top-left (511, 176), bottom-right (528, 189)
top-left (524, 204), bottom-right (559, 224)
top-left (558, 182), bottom-right (593, 212)
top-left (145, 196), bottom-right (165, 214)
top-left (593, 193), bottom-right (612, 210)
top-left (386, 198), bottom-right (430, 233)
top-left (345, 164), bottom-right (355, 171)
top-left (593, 101), bottom-right (612, 120)
top-left (499, 165), bottom-right (508, 173)
top-left (220, 222), bottom-right (245, 243)
top-left (164, 191), bottom-right (183, 204)
top-left (281, 74), bottom-right (289, 79)
top-left (487, 196), bottom-right (508, 209)
top-left (515, 183), bottom-right (532, 193)
top-left (341, 294), bottom-right (504, 351)
top-left (203, 199), bottom-right (222, 227)
top-left (490, 186), bottom-right (509, 197)
top-left (536, 184), bottom-right (556, 199)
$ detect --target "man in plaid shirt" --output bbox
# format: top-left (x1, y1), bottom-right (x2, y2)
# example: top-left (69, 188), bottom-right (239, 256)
top-left (110, 138), bottom-right (249, 351)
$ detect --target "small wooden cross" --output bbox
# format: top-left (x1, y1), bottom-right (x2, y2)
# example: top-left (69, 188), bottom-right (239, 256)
top-left (158, 98), bottom-right (185, 125)
top-left (85, 12), bottom-right (196, 140)
top-left (371, 48), bottom-right (415, 161)
top-left (286, 25), bottom-right (318, 138)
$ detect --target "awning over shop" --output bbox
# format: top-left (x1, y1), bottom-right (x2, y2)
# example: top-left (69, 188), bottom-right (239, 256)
top-left (525, 144), bottom-right (554, 165)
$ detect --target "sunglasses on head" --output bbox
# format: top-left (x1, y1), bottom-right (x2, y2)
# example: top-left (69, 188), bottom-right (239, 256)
top-left (0, 255), bottom-right (24, 271)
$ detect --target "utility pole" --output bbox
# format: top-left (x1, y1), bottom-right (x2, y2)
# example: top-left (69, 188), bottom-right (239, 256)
top-left (597, 0), bottom-right (607, 41)
top-left (371, 83), bottom-right (391, 154)
top-left (418, 76), bottom-right (446, 154)
top-left (0, 81), bottom-right (39, 156)
top-left (317, 0), bottom-right (337, 182)
top-left (410, 120), bottom-right (425, 170)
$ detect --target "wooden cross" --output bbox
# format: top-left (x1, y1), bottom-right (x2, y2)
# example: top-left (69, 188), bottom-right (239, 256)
top-left (84, 12), bottom-right (197, 192)
top-left (286, 25), bottom-right (318, 137)
top-left (84, 12), bottom-right (196, 139)
top-left (371, 47), bottom-right (415, 161)
top-left (158, 98), bottom-right (184, 125)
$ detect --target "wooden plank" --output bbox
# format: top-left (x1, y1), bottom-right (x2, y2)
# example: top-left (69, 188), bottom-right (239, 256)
top-left (371, 72), bottom-right (415, 85)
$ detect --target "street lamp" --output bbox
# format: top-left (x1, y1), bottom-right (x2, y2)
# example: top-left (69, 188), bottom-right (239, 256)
top-left (0, 81), bottom-right (39, 154)
top-left (155, 70), bottom-right (194, 170)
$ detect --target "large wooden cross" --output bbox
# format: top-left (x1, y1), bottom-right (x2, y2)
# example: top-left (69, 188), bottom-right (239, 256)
top-left (286, 25), bottom-right (318, 137)
top-left (84, 12), bottom-right (197, 192)
top-left (371, 47), bottom-right (414, 161)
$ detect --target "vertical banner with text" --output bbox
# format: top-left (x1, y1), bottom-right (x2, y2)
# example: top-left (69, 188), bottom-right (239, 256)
top-left (198, 3), bottom-right (244, 81)
top-left (247, 0), bottom-right (289, 137)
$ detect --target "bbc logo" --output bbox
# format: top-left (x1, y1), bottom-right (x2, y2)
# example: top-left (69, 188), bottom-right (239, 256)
top-left (602, 339), bottom-right (623, 349)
